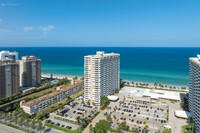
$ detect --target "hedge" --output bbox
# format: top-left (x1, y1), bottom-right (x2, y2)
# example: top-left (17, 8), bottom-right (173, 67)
top-left (45, 122), bottom-right (78, 133)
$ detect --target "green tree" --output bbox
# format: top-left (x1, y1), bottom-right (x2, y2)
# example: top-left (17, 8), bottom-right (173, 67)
top-left (113, 115), bottom-right (116, 120)
top-left (94, 120), bottom-right (110, 133)
top-left (106, 114), bottom-right (112, 122)
top-left (162, 128), bottom-right (171, 133)
top-left (50, 74), bottom-right (53, 79)
top-left (87, 100), bottom-right (90, 105)
top-left (76, 116), bottom-right (81, 124)
top-left (119, 121), bottom-right (128, 131)
top-left (89, 124), bottom-right (93, 133)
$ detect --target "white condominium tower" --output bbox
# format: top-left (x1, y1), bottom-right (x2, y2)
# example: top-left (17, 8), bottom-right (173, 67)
top-left (189, 54), bottom-right (200, 132)
top-left (84, 51), bottom-right (120, 106)
top-left (0, 51), bottom-right (18, 61)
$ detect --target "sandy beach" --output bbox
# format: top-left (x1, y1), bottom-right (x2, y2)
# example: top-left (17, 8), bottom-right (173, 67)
top-left (41, 73), bottom-right (83, 80)
top-left (42, 73), bottom-right (188, 90)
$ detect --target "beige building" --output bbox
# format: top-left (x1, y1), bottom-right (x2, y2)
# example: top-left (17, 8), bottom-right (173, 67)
top-left (0, 59), bottom-right (19, 99)
top-left (20, 80), bottom-right (83, 115)
top-left (84, 51), bottom-right (120, 106)
top-left (18, 56), bottom-right (41, 87)
top-left (189, 54), bottom-right (200, 132)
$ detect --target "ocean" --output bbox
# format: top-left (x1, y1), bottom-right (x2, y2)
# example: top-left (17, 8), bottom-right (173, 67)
top-left (0, 47), bottom-right (199, 86)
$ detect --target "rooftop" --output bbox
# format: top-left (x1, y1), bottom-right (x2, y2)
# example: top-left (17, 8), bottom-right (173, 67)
top-left (189, 54), bottom-right (200, 66)
top-left (120, 86), bottom-right (180, 101)
top-left (174, 110), bottom-right (192, 118)
top-left (84, 51), bottom-right (120, 58)
top-left (107, 95), bottom-right (119, 101)
top-left (143, 89), bottom-right (180, 101)
top-left (22, 80), bottom-right (83, 107)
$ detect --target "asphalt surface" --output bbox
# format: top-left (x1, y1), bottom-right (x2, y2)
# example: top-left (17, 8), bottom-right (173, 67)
top-left (0, 123), bottom-right (25, 133)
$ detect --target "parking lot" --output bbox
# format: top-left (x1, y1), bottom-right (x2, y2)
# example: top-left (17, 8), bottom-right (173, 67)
top-left (64, 105), bottom-right (98, 120)
top-left (46, 95), bottom-right (99, 132)
top-left (107, 96), bottom-right (168, 133)
top-left (48, 112), bottom-right (80, 131)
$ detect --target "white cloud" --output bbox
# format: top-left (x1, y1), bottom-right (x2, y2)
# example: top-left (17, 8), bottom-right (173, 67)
top-left (0, 29), bottom-right (11, 33)
top-left (0, 3), bottom-right (21, 7)
top-left (23, 27), bottom-right (33, 31)
top-left (0, 19), bottom-right (2, 22)
top-left (40, 25), bottom-right (55, 33)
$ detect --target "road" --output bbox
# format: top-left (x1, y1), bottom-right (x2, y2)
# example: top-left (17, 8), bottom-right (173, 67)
top-left (0, 123), bottom-right (25, 133)
top-left (167, 101), bottom-right (188, 133)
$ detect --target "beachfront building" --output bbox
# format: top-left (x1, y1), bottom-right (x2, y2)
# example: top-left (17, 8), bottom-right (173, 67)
top-left (0, 59), bottom-right (19, 99)
top-left (0, 51), bottom-right (18, 61)
top-left (84, 51), bottom-right (120, 106)
top-left (143, 89), bottom-right (180, 101)
top-left (189, 54), bottom-right (200, 132)
top-left (18, 56), bottom-right (41, 87)
top-left (20, 80), bottom-right (84, 115)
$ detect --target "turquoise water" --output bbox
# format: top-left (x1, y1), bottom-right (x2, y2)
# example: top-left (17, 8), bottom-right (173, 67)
top-left (0, 47), bottom-right (199, 86)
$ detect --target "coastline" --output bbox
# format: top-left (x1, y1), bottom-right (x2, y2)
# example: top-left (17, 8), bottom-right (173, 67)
top-left (41, 73), bottom-right (83, 80)
top-left (42, 73), bottom-right (188, 89)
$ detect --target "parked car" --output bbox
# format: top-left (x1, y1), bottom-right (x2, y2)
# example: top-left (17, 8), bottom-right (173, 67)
top-left (61, 125), bottom-right (65, 127)
top-left (43, 127), bottom-right (51, 132)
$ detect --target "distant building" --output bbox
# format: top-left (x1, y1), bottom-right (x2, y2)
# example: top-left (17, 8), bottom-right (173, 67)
top-left (84, 51), bottom-right (120, 106)
top-left (18, 56), bottom-right (41, 87)
top-left (0, 59), bottom-right (19, 99)
top-left (20, 80), bottom-right (83, 115)
top-left (189, 54), bottom-right (200, 132)
top-left (0, 51), bottom-right (18, 61)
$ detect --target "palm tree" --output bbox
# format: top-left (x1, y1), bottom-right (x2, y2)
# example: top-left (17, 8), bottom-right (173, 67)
top-left (76, 116), bottom-right (81, 124)
top-left (188, 123), bottom-right (194, 133)
top-left (8, 113), bottom-right (12, 124)
top-left (53, 97), bottom-right (57, 103)
top-left (30, 120), bottom-right (36, 131)
top-left (62, 93), bottom-right (67, 99)
top-left (14, 115), bottom-right (18, 125)
top-left (25, 119), bottom-right (30, 130)
top-left (37, 122), bottom-right (43, 133)
top-left (19, 118), bottom-right (24, 128)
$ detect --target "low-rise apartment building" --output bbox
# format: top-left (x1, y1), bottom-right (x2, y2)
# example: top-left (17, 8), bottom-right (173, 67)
top-left (20, 80), bottom-right (83, 115)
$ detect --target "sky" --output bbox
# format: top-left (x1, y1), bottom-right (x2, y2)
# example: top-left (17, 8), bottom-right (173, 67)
top-left (0, 0), bottom-right (200, 47)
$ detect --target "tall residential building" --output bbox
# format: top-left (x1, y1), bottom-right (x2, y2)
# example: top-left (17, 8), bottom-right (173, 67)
top-left (84, 51), bottom-right (120, 106)
top-left (18, 56), bottom-right (41, 87)
top-left (189, 54), bottom-right (200, 132)
top-left (0, 59), bottom-right (19, 99)
top-left (0, 51), bottom-right (18, 61)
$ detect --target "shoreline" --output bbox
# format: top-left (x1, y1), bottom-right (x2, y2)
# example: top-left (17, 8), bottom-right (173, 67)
top-left (41, 73), bottom-right (83, 80)
top-left (41, 73), bottom-right (188, 89)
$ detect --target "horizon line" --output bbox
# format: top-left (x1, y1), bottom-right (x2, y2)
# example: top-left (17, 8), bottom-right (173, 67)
top-left (0, 46), bottom-right (200, 48)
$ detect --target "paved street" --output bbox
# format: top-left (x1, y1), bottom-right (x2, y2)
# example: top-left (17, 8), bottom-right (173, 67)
top-left (0, 123), bottom-right (25, 133)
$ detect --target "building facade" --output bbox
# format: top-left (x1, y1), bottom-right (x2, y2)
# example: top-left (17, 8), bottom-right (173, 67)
top-left (0, 60), bottom-right (19, 99)
top-left (0, 51), bottom-right (18, 61)
top-left (20, 80), bottom-right (84, 115)
top-left (84, 51), bottom-right (120, 106)
top-left (18, 56), bottom-right (41, 87)
top-left (189, 54), bottom-right (200, 132)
